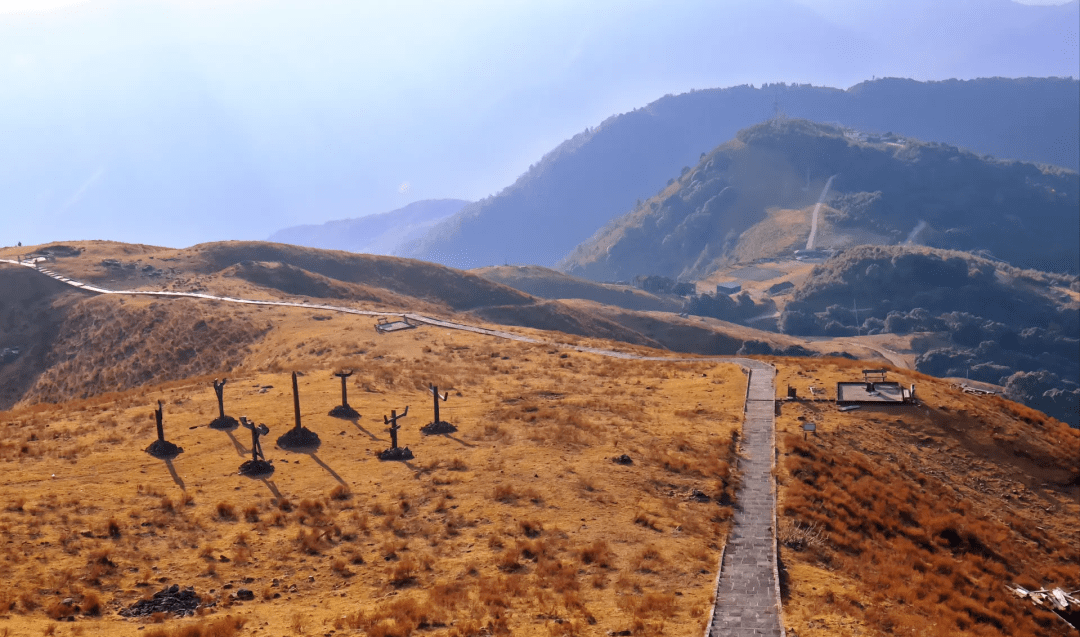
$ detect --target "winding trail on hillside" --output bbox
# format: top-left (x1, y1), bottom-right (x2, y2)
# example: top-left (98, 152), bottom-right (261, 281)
top-left (1, 257), bottom-right (786, 636)
top-left (805, 174), bottom-right (837, 251)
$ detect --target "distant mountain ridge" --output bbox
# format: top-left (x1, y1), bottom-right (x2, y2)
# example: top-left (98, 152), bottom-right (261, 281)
top-left (560, 119), bottom-right (1079, 281)
top-left (400, 77), bottom-right (1079, 270)
top-left (268, 199), bottom-right (469, 255)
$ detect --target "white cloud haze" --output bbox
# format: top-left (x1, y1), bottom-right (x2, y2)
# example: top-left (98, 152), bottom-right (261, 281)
top-left (1, 0), bottom-right (1077, 247)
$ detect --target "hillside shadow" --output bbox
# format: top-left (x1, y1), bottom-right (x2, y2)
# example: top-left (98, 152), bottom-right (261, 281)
top-left (305, 451), bottom-right (347, 486)
top-left (777, 544), bottom-right (791, 602)
top-left (164, 458), bottom-right (185, 490)
top-left (261, 478), bottom-right (283, 500)
top-left (223, 430), bottom-right (249, 457)
top-left (346, 416), bottom-right (380, 440)
top-left (441, 432), bottom-right (476, 448)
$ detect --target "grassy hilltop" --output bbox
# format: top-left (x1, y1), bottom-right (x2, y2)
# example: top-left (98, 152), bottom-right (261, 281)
top-left (0, 240), bottom-right (1075, 636)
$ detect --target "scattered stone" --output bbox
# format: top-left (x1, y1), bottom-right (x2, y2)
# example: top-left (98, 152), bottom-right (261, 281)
top-left (208, 416), bottom-right (239, 430)
top-left (145, 439), bottom-right (182, 460)
top-left (277, 427), bottom-right (321, 449)
top-left (119, 584), bottom-right (203, 618)
top-left (377, 446), bottom-right (414, 461)
top-left (612, 454), bottom-right (633, 465)
top-left (239, 459), bottom-right (275, 478)
top-left (420, 421), bottom-right (457, 435)
top-left (328, 404), bottom-right (360, 419)
top-left (235, 589), bottom-right (254, 601)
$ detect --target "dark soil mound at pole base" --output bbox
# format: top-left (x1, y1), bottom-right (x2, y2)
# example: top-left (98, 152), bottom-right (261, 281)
top-left (276, 427), bottom-right (321, 450)
top-left (208, 415), bottom-right (240, 431)
top-left (420, 421), bottom-right (457, 435)
top-left (145, 439), bottom-right (183, 460)
top-left (378, 446), bottom-right (414, 461)
top-left (238, 459), bottom-right (275, 478)
top-left (119, 584), bottom-right (206, 618)
top-left (328, 405), bottom-right (360, 419)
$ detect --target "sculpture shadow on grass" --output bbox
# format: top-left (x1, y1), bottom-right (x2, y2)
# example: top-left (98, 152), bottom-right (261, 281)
top-left (164, 458), bottom-right (185, 490)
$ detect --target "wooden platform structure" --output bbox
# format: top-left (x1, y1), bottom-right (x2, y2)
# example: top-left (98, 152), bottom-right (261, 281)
top-left (375, 317), bottom-right (417, 334)
top-left (836, 369), bottom-right (916, 405)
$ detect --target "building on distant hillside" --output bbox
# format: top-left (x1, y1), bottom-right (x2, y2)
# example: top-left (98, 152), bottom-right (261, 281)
top-left (716, 281), bottom-right (742, 295)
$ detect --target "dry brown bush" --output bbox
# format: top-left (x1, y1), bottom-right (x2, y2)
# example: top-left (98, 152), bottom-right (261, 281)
top-left (214, 502), bottom-right (236, 521)
top-left (580, 539), bottom-right (614, 568)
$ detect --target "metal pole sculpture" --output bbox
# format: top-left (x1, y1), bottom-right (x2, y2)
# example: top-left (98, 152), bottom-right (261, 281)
top-left (328, 370), bottom-right (360, 419)
top-left (276, 371), bottom-right (321, 450)
top-left (208, 378), bottom-right (239, 430)
top-left (238, 417), bottom-right (274, 477)
top-left (420, 384), bottom-right (457, 435)
top-left (378, 406), bottom-right (413, 461)
top-left (145, 400), bottom-right (183, 459)
top-left (155, 401), bottom-right (165, 442)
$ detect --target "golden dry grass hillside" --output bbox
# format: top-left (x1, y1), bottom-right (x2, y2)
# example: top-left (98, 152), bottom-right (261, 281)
top-left (0, 311), bottom-right (744, 636)
top-left (0, 241), bottom-right (654, 409)
top-left (2, 240), bottom-right (1078, 637)
top-left (772, 360), bottom-right (1080, 636)
top-left (470, 265), bottom-right (683, 313)
top-left (1, 240), bottom-right (903, 410)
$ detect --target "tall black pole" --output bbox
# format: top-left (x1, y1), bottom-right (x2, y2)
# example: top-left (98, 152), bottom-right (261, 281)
top-left (335, 371), bottom-right (353, 407)
top-left (155, 401), bottom-right (165, 442)
top-left (432, 386), bottom-right (440, 424)
top-left (292, 371), bottom-right (302, 433)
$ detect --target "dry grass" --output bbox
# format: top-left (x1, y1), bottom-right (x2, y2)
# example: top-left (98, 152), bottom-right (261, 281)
top-left (774, 361), bottom-right (1080, 637)
top-left (143, 615), bottom-right (247, 637)
top-left (0, 317), bottom-right (741, 636)
top-left (6, 241), bottom-right (1073, 636)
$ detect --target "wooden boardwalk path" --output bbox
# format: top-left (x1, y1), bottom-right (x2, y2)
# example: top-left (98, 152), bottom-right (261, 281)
top-left (707, 361), bottom-right (785, 636)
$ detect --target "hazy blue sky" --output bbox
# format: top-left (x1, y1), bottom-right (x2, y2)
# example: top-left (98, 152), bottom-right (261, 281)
top-left (1, 0), bottom-right (1077, 247)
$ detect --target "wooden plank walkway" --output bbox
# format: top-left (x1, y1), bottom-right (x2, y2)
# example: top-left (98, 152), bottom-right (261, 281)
top-left (707, 361), bottom-right (785, 636)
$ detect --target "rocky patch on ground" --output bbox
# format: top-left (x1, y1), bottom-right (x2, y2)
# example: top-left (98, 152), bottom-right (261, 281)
top-left (119, 585), bottom-right (206, 618)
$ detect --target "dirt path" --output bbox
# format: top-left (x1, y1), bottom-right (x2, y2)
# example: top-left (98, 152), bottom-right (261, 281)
top-left (1, 257), bottom-right (787, 634)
